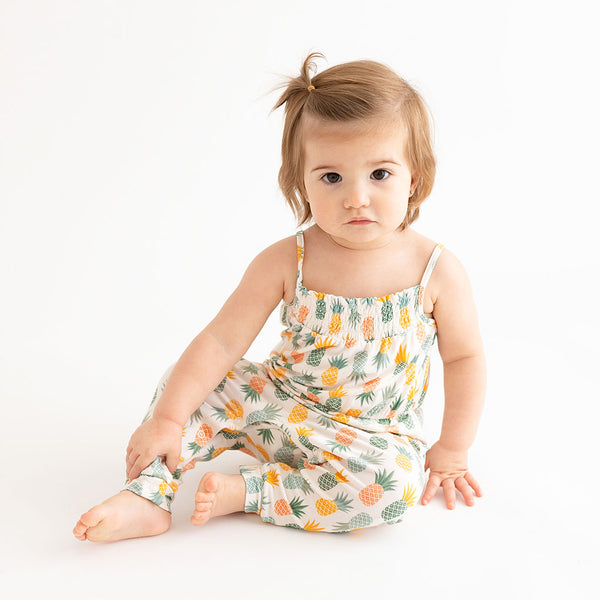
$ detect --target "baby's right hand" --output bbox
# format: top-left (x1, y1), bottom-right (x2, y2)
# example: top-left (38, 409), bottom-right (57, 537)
top-left (125, 416), bottom-right (183, 481)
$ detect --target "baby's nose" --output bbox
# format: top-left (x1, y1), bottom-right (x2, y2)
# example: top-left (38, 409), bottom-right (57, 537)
top-left (344, 184), bottom-right (370, 208)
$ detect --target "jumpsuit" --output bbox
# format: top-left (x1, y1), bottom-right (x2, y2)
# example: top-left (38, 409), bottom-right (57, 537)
top-left (124, 231), bottom-right (444, 533)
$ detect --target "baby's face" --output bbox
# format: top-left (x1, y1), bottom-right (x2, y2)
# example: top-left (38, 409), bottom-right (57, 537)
top-left (302, 115), bottom-right (415, 250)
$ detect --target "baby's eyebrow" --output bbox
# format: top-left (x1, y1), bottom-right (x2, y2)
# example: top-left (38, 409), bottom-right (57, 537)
top-left (310, 159), bottom-right (401, 173)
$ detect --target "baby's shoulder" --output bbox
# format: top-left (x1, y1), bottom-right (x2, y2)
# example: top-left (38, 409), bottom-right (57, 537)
top-left (251, 235), bottom-right (298, 303)
top-left (411, 231), bottom-right (471, 302)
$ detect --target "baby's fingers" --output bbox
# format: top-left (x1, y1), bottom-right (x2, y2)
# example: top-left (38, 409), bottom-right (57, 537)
top-left (464, 471), bottom-right (483, 497)
top-left (455, 477), bottom-right (475, 506)
top-left (442, 479), bottom-right (457, 509)
top-left (421, 473), bottom-right (442, 505)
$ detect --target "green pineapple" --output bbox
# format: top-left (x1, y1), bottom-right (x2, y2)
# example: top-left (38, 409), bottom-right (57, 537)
top-left (369, 435), bottom-right (388, 450)
top-left (246, 403), bottom-right (282, 425)
top-left (306, 337), bottom-right (336, 367)
top-left (345, 298), bottom-right (361, 328)
top-left (381, 500), bottom-right (407, 521)
top-left (379, 295), bottom-right (394, 323)
top-left (347, 450), bottom-right (384, 473)
top-left (333, 512), bottom-right (373, 532)
top-left (315, 292), bottom-right (327, 320)
top-left (274, 437), bottom-right (298, 466)
top-left (296, 426), bottom-right (318, 451)
top-left (349, 349), bottom-right (369, 383)
top-left (283, 472), bottom-right (313, 494)
top-left (318, 471), bottom-right (338, 491)
top-left (257, 427), bottom-right (275, 445)
top-left (244, 476), bottom-right (264, 494)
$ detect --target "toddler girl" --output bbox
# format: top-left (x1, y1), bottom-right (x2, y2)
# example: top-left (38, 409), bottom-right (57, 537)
top-left (74, 51), bottom-right (485, 541)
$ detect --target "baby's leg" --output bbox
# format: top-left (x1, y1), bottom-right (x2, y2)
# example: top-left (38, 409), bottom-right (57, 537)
top-left (240, 418), bottom-right (427, 533)
top-left (73, 363), bottom-right (250, 542)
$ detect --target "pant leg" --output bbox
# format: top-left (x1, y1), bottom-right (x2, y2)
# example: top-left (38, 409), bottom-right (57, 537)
top-left (123, 361), bottom-right (282, 512)
top-left (240, 407), bottom-right (427, 532)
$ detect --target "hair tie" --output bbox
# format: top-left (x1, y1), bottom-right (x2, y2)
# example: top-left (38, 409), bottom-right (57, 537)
top-left (307, 85), bottom-right (315, 92)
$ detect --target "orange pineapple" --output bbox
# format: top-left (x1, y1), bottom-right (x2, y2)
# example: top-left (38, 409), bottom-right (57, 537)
top-left (291, 350), bottom-right (305, 363)
top-left (297, 305), bottom-right (309, 323)
top-left (416, 321), bottom-right (426, 344)
top-left (335, 427), bottom-right (358, 446)
top-left (194, 424), bottom-right (212, 447)
top-left (274, 499), bottom-right (292, 515)
top-left (358, 469), bottom-right (398, 506)
top-left (361, 316), bottom-right (375, 340)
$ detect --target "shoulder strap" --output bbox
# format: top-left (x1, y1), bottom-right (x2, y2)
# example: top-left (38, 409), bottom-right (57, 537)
top-left (296, 230), bottom-right (305, 282)
top-left (419, 243), bottom-right (444, 289)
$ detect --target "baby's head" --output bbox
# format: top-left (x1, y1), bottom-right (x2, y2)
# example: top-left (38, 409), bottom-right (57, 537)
top-left (273, 52), bottom-right (435, 229)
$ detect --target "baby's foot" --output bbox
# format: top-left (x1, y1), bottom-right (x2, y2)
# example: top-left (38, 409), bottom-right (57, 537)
top-left (73, 490), bottom-right (171, 542)
top-left (191, 472), bottom-right (246, 526)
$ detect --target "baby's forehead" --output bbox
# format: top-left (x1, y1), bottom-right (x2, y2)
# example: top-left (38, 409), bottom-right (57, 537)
top-left (301, 112), bottom-right (406, 140)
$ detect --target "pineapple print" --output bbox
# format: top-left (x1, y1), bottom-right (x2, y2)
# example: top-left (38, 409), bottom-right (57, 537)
top-left (213, 399), bottom-right (244, 422)
top-left (326, 385), bottom-right (347, 412)
top-left (274, 497), bottom-right (308, 518)
top-left (246, 403), bottom-right (282, 425)
top-left (332, 512), bottom-right (373, 532)
top-left (357, 376), bottom-right (381, 406)
top-left (241, 376), bottom-right (268, 403)
top-left (315, 492), bottom-right (353, 516)
top-left (349, 349), bottom-right (368, 383)
top-left (398, 293), bottom-right (411, 329)
top-left (395, 447), bottom-right (413, 472)
top-left (358, 469), bottom-right (398, 506)
top-left (314, 292), bottom-right (327, 320)
top-left (345, 298), bottom-right (361, 328)
top-left (321, 355), bottom-right (348, 386)
top-left (361, 315), bottom-right (375, 341)
top-left (288, 403), bottom-right (308, 423)
top-left (348, 450), bottom-right (384, 473)
top-left (306, 337), bottom-right (336, 367)
top-left (372, 336), bottom-right (393, 370)
top-left (328, 300), bottom-right (344, 334)
top-left (378, 295), bottom-right (394, 323)
top-left (187, 424), bottom-right (213, 455)
top-left (328, 427), bottom-right (358, 453)
top-left (297, 304), bottom-right (309, 324)
top-left (296, 426), bottom-right (318, 451)
top-left (394, 344), bottom-right (409, 375)
top-left (380, 485), bottom-right (417, 522)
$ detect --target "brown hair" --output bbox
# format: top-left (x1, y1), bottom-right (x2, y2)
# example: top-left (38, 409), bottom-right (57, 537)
top-left (271, 51), bottom-right (436, 229)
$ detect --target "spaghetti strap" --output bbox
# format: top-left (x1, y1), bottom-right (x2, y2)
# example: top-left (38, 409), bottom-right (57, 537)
top-left (419, 243), bottom-right (444, 289)
top-left (295, 230), bottom-right (305, 286)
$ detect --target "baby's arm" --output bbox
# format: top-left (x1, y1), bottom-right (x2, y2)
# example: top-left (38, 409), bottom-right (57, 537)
top-left (126, 239), bottom-right (293, 480)
top-left (420, 250), bottom-right (486, 509)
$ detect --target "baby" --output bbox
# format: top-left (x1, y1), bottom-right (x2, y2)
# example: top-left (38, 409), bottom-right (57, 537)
top-left (74, 51), bottom-right (485, 541)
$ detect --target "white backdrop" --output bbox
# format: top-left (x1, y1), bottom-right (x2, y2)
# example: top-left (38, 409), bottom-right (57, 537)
top-left (1, 1), bottom-right (598, 598)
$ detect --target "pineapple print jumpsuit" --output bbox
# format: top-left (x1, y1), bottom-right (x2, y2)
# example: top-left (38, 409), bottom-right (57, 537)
top-left (124, 231), bottom-right (444, 533)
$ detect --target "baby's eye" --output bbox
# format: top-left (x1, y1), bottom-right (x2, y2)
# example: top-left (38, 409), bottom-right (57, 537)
top-left (371, 169), bottom-right (390, 181)
top-left (322, 172), bottom-right (341, 184)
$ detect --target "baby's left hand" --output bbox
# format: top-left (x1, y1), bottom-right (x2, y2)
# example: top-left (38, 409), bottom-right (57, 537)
top-left (421, 441), bottom-right (483, 509)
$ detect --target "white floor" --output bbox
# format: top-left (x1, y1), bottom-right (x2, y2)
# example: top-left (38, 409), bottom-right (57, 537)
top-left (1, 269), bottom-right (597, 599)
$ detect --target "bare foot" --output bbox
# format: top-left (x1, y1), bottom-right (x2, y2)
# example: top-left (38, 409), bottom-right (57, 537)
top-left (191, 472), bottom-right (246, 526)
top-left (73, 490), bottom-right (171, 542)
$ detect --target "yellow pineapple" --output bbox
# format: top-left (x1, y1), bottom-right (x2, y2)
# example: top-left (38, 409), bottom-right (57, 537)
top-left (321, 355), bottom-right (348, 386)
top-left (395, 449), bottom-right (413, 471)
top-left (265, 470), bottom-right (280, 486)
top-left (288, 403), bottom-right (309, 423)
top-left (405, 362), bottom-right (416, 385)
top-left (224, 400), bottom-right (243, 420)
top-left (328, 300), bottom-right (344, 334)
top-left (315, 491), bottom-right (353, 516)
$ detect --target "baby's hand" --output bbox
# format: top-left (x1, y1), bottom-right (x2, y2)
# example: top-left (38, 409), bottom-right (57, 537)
top-left (421, 441), bottom-right (483, 509)
top-left (125, 416), bottom-right (183, 481)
